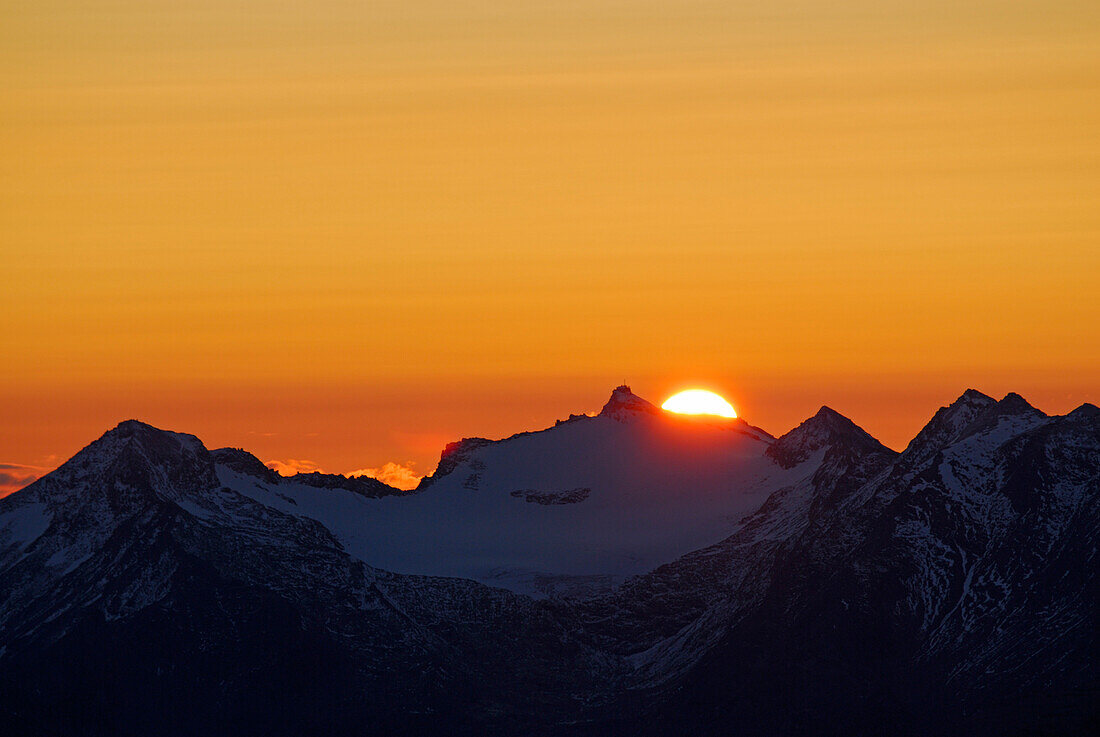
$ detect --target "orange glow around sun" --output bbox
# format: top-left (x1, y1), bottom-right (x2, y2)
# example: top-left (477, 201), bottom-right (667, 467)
top-left (662, 390), bottom-right (738, 418)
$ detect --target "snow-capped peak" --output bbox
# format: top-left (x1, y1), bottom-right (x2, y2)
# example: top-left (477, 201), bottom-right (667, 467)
top-left (900, 389), bottom-right (998, 463)
top-left (767, 406), bottom-right (893, 468)
top-left (902, 390), bottom-right (1051, 466)
top-left (954, 391), bottom-right (1046, 440)
top-left (9, 419), bottom-right (219, 519)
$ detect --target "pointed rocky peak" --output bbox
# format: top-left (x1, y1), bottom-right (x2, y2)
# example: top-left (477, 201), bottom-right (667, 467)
top-left (808, 405), bottom-right (858, 429)
top-left (958, 388), bottom-right (996, 404)
top-left (599, 385), bottom-right (661, 422)
top-left (35, 420), bottom-right (218, 509)
top-left (1067, 402), bottom-right (1099, 421)
top-left (997, 391), bottom-right (1037, 413)
top-left (767, 406), bottom-right (892, 469)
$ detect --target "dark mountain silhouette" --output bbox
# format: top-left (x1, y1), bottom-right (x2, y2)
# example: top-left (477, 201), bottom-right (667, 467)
top-left (1, 389), bottom-right (1097, 736)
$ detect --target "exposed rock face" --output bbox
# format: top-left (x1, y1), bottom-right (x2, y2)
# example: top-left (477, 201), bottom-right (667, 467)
top-left (1, 391), bottom-right (1098, 736)
top-left (287, 470), bottom-right (408, 498)
top-left (420, 437), bottom-right (494, 487)
top-left (209, 447), bottom-right (407, 498)
top-left (210, 447), bottom-right (282, 485)
top-left (510, 487), bottom-right (592, 505)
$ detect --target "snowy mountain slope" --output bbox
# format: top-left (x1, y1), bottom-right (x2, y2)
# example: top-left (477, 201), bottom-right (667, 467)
top-left (216, 386), bottom-right (808, 594)
top-left (574, 404), bottom-right (900, 683)
top-left (640, 392), bottom-right (1100, 736)
top-left (0, 421), bottom-right (624, 735)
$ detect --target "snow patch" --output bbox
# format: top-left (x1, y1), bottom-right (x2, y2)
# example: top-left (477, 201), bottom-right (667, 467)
top-left (218, 412), bottom-right (812, 593)
top-left (0, 501), bottom-right (50, 552)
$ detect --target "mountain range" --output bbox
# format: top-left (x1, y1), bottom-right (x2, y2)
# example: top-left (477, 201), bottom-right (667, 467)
top-left (1, 386), bottom-right (1097, 735)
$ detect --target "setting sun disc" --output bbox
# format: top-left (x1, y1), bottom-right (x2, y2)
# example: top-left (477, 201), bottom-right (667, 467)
top-left (661, 390), bottom-right (737, 418)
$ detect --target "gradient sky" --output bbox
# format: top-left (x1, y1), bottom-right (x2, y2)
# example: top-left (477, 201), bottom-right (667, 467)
top-left (2, 1), bottom-right (1098, 493)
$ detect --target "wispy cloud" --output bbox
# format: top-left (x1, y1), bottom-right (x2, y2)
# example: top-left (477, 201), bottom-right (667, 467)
top-left (265, 459), bottom-right (324, 476)
top-left (349, 462), bottom-right (422, 491)
top-left (0, 463), bottom-right (45, 498)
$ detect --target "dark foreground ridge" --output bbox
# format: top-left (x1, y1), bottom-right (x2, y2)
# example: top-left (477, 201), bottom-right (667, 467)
top-left (1, 390), bottom-right (1098, 736)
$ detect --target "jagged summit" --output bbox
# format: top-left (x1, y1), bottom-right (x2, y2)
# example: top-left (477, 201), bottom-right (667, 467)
top-left (599, 385), bottom-right (661, 421)
top-left (959, 388), bottom-right (995, 404)
top-left (901, 389), bottom-right (999, 462)
top-left (903, 389), bottom-right (1048, 463)
top-left (767, 405), bottom-right (894, 468)
top-left (970, 391), bottom-right (1041, 423)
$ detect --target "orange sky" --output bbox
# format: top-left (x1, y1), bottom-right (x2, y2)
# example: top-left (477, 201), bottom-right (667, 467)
top-left (2, 1), bottom-right (1098, 494)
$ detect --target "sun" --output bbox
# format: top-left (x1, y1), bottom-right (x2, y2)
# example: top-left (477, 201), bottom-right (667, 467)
top-left (661, 389), bottom-right (737, 418)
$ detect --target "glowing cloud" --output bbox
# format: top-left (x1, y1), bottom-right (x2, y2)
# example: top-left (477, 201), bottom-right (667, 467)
top-left (0, 463), bottom-right (44, 498)
top-left (350, 462), bottom-right (422, 491)
top-left (265, 459), bottom-right (324, 476)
